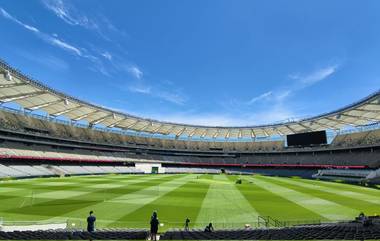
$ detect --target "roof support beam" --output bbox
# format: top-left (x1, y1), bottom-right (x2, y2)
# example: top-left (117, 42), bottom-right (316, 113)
top-left (326, 117), bottom-right (355, 126)
top-left (250, 129), bottom-right (256, 139)
top-left (0, 91), bottom-right (45, 102)
top-left (90, 114), bottom-right (113, 125)
top-left (0, 82), bottom-right (28, 88)
top-left (125, 120), bottom-right (140, 129)
top-left (151, 124), bottom-right (163, 134)
top-left (238, 129), bottom-right (242, 139)
top-left (314, 121), bottom-right (340, 131)
top-left (72, 110), bottom-right (98, 121)
top-left (175, 127), bottom-right (186, 138)
top-left (285, 125), bottom-right (297, 134)
top-left (212, 129), bottom-right (219, 139)
top-left (137, 122), bottom-right (152, 132)
top-left (165, 126), bottom-right (177, 135)
top-left (200, 129), bottom-right (208, 138)
top-left (262, 129), bottom-right (269, 137)
top-left (361, 103), bottom-right (380, 108)
top-left (26, 99), bottom-right (63, 111)
top-left (50, 106), bottom-right (80, 116)
top-left (107, 118), bottom-right (126, 128)
top-left (297, 123), bottom-right (313, 132)
top-left (225, 130), bottom-right (230, 139)
top-left (275, 128), bottom-right (284, 136)
top-left (188, 129), bottom-right (197, 138)
top-left (353, 108), bottom-right (380, 114)
top-left (341, 113), bottom-right (380, 122)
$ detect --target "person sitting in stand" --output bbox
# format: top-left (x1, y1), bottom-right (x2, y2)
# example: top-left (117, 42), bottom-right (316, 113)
top-left (358, 212), bottom-right (365, 221)
top-left (204, 222), bottom-right (214, 232)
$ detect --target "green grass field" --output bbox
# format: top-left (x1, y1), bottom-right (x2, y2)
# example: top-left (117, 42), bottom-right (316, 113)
top-left (0, 174), bottom-right (379, 231)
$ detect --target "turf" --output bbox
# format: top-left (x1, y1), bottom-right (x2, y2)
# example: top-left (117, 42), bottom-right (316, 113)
top-left (0, 174), bottom-right (379, 231)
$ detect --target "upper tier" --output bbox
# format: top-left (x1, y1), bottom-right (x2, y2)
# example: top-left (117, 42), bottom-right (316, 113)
top-left (0, 59), bottom-right (379, 140)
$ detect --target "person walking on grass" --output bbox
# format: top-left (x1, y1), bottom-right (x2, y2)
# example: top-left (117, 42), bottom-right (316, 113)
top-left (150, 211), bottom-right (159, 241)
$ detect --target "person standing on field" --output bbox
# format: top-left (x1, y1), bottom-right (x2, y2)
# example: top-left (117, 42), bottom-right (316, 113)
top-left (150, 211), bottom-right (159, 241)
top-left (184, 218), bottom-right (190, 231)
top-left (87, 211), bottom-right (96, 232)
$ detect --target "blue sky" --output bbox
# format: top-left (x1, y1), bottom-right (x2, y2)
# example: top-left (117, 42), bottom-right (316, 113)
top-left (0, 0), bottom-right (379, 126)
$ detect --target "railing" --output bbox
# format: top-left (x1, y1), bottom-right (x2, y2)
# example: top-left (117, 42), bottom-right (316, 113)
top-left (0, 217), bottom-right (344, 232)
top-left (65, 217), bottom-right (324, 231)
top-left (257, 216), bottom-right (322, 228)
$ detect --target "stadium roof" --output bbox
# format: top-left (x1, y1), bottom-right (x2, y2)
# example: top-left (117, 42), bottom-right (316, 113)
top-left (0, 59), bottom-right (379, 140)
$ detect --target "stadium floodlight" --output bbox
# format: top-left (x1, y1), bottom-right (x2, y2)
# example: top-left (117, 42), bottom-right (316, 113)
top-left (5, 70), bottom-right (12, 81)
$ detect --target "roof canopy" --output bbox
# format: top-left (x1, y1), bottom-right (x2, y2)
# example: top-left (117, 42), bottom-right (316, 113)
top-left (1, 60), bottom-right (379, 140)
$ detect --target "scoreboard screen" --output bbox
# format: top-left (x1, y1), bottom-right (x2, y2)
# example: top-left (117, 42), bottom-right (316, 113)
top-left (287, 130), bottom-right (327, 147)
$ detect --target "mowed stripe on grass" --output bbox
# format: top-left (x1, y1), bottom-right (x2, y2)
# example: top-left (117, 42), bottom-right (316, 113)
top-left (249, 176), bottom-right (357, 220)
top-left (195, 175), bottom-right (260, 228)
top-left (115, 174), bottom-right (210, 229)
top-left (1, 174), bottom-right (379, 231)
top-left (232, 176), bottom-right (324, 222)
top-left (266, 177), bottom-right (379, 216)
top-left (46, 174), bottom-right (180, 224)
top-left (1, 174), bottom-right (173, 222)
top-left (269, 177), bottom-right (380, 205)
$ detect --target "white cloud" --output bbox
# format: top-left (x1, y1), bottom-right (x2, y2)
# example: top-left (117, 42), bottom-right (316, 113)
top-left (289, 65), bottom-right (339, 86)
top-left (128, 85), bottom-right (151, 94)
top-left (0, 7), bottom-right (85, 57)
top-left (127, 81), bottom-right (186, 105)
top-left (49, 38), bottom-right (82, 56)
top-left (41, 0), bottom-right (126, 41)
top-left (0, 7), bottom-right (39, 33)
top-left (156, 91), bottom-right (186, 105)
top-left (247, 91), bottom-right (273, 105)
top-left (127, 66), bottom-right (143, 79)
top-left (222, 64), bottom-right (339, 126)
top-left (0, 6), bottom-right (110, 77)
top-left (101, 52), bottom-right (112, 60)
top-left (41, 0), bottom-right (98, 29)
top-left (244, 64), bottom-right (339, 109)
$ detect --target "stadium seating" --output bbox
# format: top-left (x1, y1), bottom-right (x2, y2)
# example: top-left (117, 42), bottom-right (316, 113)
top-left (164, 167), bottom-right (221, 174)
top-left (1, 105), bottom-right (378, 153)
top-left (1, 221), bottom-right (379, 240)
top-left (332, 128), bottom-right (380, 147)
top-left (0, 229), bottom-right (149, 240)
top-left (313, 168), bottom-right (380, 184)
top-left (161, 222), bottom-right (380, 240)
top-left (0, 106), bottom-right (380, 179)
top-left (0, 164), bottom-right (144, 178)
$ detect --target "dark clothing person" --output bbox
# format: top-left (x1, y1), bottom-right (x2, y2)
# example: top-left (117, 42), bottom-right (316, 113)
top-left (204, 223), bottom-right (214, 232)
top-left (150, 217), bottom-right (159, 233)
top-left (150, 212), bottom-right (159, 241)
top-left (185, 218), bottom-right (190, 231)
top-left (87, 213), bottom-right (96, 232)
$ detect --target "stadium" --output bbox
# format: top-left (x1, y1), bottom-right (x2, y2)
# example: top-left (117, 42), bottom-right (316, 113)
top-left (0, 59), bottom-right (379, 240)
top-left (0, 1), bottom-right (380, 240)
